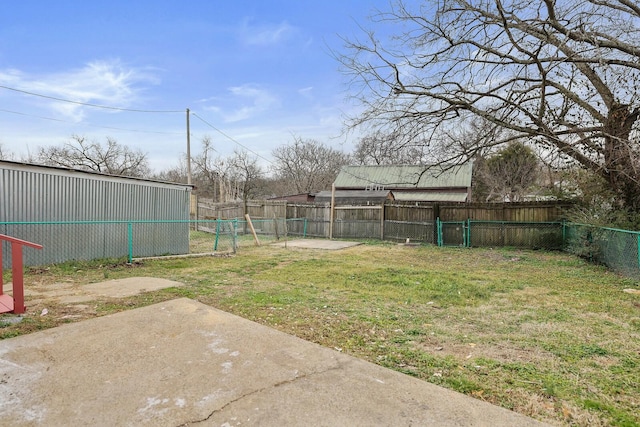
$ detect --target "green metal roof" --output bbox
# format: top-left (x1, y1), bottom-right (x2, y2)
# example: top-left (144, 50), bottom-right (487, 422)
top-left (334, 164), bottom-right (472, 189)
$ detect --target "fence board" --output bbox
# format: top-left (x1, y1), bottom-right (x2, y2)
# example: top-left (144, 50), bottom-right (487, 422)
top-left (195, 199), bottom-right (571, 243)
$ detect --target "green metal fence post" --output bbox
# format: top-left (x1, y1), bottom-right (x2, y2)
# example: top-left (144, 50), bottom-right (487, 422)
top-left (436, 218), bottom-right (442, 247)
top-left (467, 219), bottom-right (471, 247)
top-left (127, 222), bottom-right (133, 263)
top-left (637, 234), bottom-right (640, 272)
top-left (303, 218), bottom-right (307, 238)
top-left (214, 219), bottom-right (221, 251)
top-left (233, 219), bottom-right (238, 253)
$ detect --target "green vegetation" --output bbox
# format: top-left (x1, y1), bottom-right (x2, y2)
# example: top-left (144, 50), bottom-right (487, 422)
top-left (2, 243), bottom-right (639, 426)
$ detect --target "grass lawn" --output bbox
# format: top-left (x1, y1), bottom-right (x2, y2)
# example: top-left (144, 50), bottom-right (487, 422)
top-left (2, 241), bottom-right (640, 426)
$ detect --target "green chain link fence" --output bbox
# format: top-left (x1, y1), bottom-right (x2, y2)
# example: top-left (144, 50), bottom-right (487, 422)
top-left (3, 218), bottom-right (640, 278)
top-left (564, 223), bottom-right (640, 277)
top-left (1, 218), bottom-right (309, 268)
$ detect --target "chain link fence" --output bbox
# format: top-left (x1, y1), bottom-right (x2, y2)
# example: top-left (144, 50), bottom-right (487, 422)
top-left (1, 219), bottom-right (310, 267)
top-left (564, 223), bottom-right (640, 277)
top-left (196, 218), bottom-right (308, 251)
top-left (383, 220), bottom-right (436, 244)
top-left (467, 221), bottom-right (564, 250)
top-left (4, 218), bottom-right (640, 278)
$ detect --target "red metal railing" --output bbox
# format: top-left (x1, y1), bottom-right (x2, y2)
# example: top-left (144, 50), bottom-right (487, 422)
top-left (0, 234), bottom-right (43, 314)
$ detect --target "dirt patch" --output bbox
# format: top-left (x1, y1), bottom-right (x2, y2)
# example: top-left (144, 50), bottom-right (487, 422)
top-left (414, 338), bottom-right (553, 365)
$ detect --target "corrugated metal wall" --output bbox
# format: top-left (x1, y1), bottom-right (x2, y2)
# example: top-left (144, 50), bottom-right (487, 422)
top-left (1, 162), bottom-right (191, 267)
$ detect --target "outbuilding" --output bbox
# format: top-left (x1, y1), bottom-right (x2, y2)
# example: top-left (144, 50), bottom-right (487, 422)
top-left (1, 160), bottom-right (192, 267)
top-left (334, 164), bottom-right (473, 202)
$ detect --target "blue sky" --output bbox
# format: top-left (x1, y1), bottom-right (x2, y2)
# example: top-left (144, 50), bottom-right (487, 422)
top-left (0, 1), bottom-right (390, 172)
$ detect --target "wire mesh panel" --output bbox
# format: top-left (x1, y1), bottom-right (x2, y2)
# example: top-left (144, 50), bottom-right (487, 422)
top-left (383, 220), bottom-right (435, 244)
top-left (234, 219), bottom-right (284, 248)
top-left (132, 222), bottom-right (190, 258)
top-left (440, 221), bottom-right (466, 247)
top-left (299, 219), bottom-right (328, 238)
top-left (189, 219), bottom-right (237, 254)
top-left (565, 224), bottom-right (640, 277)
top-left (2, 222), bottom-right (130, 267)
top-left (285, 218), bottom-right (307, 237)
top-left (2, 220), bottom-right (193, 267)
top-left (469, 221), bottom-right (563, 249)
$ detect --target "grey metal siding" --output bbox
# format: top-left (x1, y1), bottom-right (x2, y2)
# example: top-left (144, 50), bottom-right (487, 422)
top-left (1, 162), bottom-right (191, 267)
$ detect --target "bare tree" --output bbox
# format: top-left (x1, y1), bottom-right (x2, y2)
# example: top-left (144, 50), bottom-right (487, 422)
top-left (191, 136), bottom-right (226, 201)
top-left (228, 150), bottom-right (265, 211)
top-left (341, 0), bottom-right (640, 211)
top-left (353, 129), bottom-right (426, 165)
top-left (154, 158), bottom-right (189, 184)
top-left (272, 137), bottom-right (351, 194)
top-left (0, 143), bottom-right (15, 160)
top-left (35, 135), bottom-right (150, 177)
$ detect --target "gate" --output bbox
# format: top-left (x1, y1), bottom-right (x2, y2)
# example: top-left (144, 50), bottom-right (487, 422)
top-left (437, 219), bottom-right (468, 247)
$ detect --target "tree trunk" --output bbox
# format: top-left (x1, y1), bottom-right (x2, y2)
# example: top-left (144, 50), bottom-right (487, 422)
top-left (603, 104), bottom-right (640, 211)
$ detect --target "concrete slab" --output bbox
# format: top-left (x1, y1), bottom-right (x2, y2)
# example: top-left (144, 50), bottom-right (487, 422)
top-left (0, 298), bottom-right (549, 426)
top-left (272, 239), bottom-right (363, 250)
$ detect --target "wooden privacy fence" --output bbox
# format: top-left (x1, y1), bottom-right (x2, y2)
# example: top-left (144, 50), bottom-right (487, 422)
top-left (194, 199), bottom-right (572, 247)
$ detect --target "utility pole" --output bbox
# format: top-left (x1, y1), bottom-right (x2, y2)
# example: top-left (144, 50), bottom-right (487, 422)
top-left (186, 108), bottom-right (192, 185)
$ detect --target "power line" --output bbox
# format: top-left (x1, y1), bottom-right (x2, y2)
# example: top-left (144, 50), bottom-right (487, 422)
top-left (0, 84), bottom-right (183, 113)
top-left (0, 108), bottom-right (68, 123)
top-left (190, 111), bottom-right (274, 166)
top-left (0, 108), bottom-right (182, 135)
top-left (192, 111), bottom-right (382, 185)
top-left (191, 111), bottom-right (385, 188)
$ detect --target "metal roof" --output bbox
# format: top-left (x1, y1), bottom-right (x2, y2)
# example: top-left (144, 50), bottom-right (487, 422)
top-left (0, 160), bottom-right (193, 190)
top-left (334, 164), bottom-right (472, 189)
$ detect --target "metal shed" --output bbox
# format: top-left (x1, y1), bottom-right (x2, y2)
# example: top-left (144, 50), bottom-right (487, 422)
top-left (1, 160), bottom-right (192, 267)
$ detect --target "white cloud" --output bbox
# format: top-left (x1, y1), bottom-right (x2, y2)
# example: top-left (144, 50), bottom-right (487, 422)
top-left (0, 60), bottom-right (158, 121)
top-left (208, 84), bottom-right (280, 123)
top-left (239, 19), bottom-right (297, 46)
top-left (0, 69), bottom-right (25, 85)
top-left (298, 86), bottom-right (314, 98)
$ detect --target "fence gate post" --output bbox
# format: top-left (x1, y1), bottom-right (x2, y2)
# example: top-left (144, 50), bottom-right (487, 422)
top-left (214, 219), bottom-right (221, 251)
top-left (637, 234), bottom-right (640, 272)
top-left (233, 219), bottom-right (238, 253)
top-left (380, 203), bottom-right (385, 241)
top-left (127, 222), bottom-right (133, 263)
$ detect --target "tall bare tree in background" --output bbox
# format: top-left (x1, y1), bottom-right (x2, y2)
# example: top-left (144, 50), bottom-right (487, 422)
top-left (35, 135), bottom-right (150, 177)
top-left (190, 136), bottom-right (226, 201)
top-left (228, 150), bottom-right (265, 212)
top-left (353, 129), bottom-right (426, 165)
top-left (341, 0), bottom-right (640, 213)
top-left (272, 137), bottom-right (351, 194)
